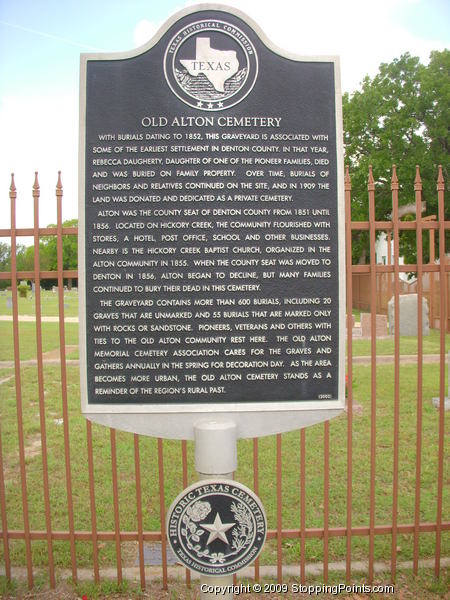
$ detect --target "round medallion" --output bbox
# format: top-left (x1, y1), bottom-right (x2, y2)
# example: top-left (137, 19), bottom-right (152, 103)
top-left (167, 479), bottom-right (266, 575)
top-left (163, 19), bottom-right (258, 111)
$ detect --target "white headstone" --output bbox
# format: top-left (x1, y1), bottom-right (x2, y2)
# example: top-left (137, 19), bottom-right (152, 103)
top-left (388, 294), bottom-right (429, 336)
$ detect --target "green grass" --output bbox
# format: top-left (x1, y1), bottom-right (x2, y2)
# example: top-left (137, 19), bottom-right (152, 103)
top-left (0, 289), bottom-right (79, 318)
top-left (0, 361), bottom-right (448, 571)
top-left (0, 322), bottom-right (79, 361)
top-left (351, 328), bottom-right (449, 356)
top-left (1, 569), bottom-right (448, 598)
top-left (0, 292), bottom-right (448, 574)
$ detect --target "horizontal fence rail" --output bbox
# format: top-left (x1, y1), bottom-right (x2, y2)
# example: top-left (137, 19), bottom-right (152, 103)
top-left (0, 168), bottom-right (448, 591)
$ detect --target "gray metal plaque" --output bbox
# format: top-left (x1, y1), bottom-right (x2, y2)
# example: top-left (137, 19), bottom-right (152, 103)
top-left (79, 4), bottom-right (346, 438)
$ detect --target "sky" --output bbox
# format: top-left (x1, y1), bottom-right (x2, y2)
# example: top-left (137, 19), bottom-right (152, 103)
top-left (0, 0), bottom-right (448, 237)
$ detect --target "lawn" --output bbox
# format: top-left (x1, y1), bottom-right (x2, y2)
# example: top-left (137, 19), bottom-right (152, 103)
top-left (0, 289), bottom-right (79, 319)
top-left (0, 361), bottom-right (448, 570)
top-left (0, 322), bottom-right (79, 361)
top-left (0, 291), bottom-right (448, 574)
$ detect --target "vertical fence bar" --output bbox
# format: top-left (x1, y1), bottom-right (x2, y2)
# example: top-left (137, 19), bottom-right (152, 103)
top-left (387, 231), bottom-right (392, 302)
top-left (344, 166), bottom-right (353, 582)
top-left (32, 173), bottom-right (56, 587)
top-left (429, 228), bottom-right (436, 327)
top-left (10, 174), bottom-right (33, 588)
top-left (0, 409), bottom-right (11, 581)
top-left (367, 166), bottom-right (377, 583)
top-left (390, 166), bottom-right (401, 581)
top-left (412, 167), bottom-right (424, 575)
top-left (110, 428), bottom-right (123, 584)
top-left (158, 438), bottom-right (168, 589)
top-left (181, 439), bottom-right (191, 587)
top-left (86, 420), bottom-right (100, 583)
top-left (276, 433), bottom-right (282, 582)
top-left (56, 173), bottom-right (78, 581)
top-left (252, 438), bottom-right (260, 582)
top-left (134, 434), bottom-right (146, 590)
top-left (434, 166), bottom-right (446, 577)
top-left (300, 429), bottom-right (306, 583)
top-left (323, 421), bottom-right (329, 582)
top-left (0, 178), bottom-right (14, 583)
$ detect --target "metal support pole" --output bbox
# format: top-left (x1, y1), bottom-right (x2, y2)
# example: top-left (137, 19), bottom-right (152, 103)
top-left (194, 419), bottom-right (237, 599)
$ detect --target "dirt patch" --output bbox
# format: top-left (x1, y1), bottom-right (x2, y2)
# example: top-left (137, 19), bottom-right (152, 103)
top-left (41, 346), bottom-right (78, 361)
top-left (2, 435), bottom-right (42, 486)
top-left (120, 541), bottom-right (138, 568)
top-left (344, 400), bottom-right (364, 416)
top-left (24, 435), bottom-right (42, 459)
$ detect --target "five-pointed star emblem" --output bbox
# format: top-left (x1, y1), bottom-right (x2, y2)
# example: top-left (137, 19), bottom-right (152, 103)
top-left (200, 513), bottom-right (235, 545)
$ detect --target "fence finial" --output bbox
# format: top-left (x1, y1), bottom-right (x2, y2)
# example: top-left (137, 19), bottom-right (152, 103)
top-left (368, 165), bottom-right (375, 188)
top-left (437, 165), bottom-right (444, 188)
top-left (414, 165), bottom-right (422, 193)
top-left (344, 165), bottom-right (352, 190)
top-left (9, 173), bottom-right (16, 194)
top-left (391, 165), bottom-right (398, 182)
top-left (414, 165), bottom-right (422, 189)
top-left (33, 171), bottom-right (40, 196)
top-left (56, 171), bottom-right (63, 195)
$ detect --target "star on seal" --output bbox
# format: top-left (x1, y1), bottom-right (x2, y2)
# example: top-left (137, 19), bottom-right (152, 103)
top-left (201, 513), bottom-right (235, 545)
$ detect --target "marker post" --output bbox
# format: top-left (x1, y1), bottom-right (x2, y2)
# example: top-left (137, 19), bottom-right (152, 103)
top-left (194, 420), bottom-right (237, 599)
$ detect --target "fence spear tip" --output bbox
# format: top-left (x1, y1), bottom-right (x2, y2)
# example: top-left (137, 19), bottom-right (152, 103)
top-left (437, 165), bottom-right (444, 184)
top-left (57, 171), bottom-right (63, 190)
top-left (368, 165), bottom-right (374, 185)
top-left (414, 165), bottom-right (422, 184)
top-left (9, 173), bottom-right (16, 192)
top-left (391, 165), bottom-right (398, 184)
top-left (33, 171), bottom-right (40, 190)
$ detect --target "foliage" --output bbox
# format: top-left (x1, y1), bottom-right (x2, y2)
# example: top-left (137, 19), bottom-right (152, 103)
top-left (0, 220), bottom-right (78, 290)
top-left (0, 242), bottom-right (12, 289)
top-left (343, 50), bottom-right (450, 263)
top-left (39, 218), bottom-right (78, 272)
top-left (16, 244), bottom-right (35, 272)
top-left (17, 281), bottom-right (29, 298)
top-left (0, 241), bottom-right (11, 271)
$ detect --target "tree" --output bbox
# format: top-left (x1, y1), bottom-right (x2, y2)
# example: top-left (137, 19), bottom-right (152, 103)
top-left (40, 218), bottom-right (78, 272)
top-left (38, 218), bottom-right (78, 289)
top-left (0, 242), bottom-right (11, 289)
top-left (0, 242), bottom-right (11, 271)
top-left (343, 50), bottom-right (449, 264)
top-left (16, 244), bottom-right (35, 272)
top-left (0, 220), bottom-right (78, 290)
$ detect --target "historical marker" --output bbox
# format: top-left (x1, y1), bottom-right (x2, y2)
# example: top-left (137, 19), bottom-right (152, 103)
top-left (167, 479), bottom-right (266, 575)
top-left (79, 5), bottom-right (346, 438)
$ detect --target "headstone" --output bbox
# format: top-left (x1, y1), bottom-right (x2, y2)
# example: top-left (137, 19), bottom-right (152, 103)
top-left (360, 313), bottom-right (388, 338)
top-left (432, 351), bottom-right (450, 411)
top-left (388, 294), bottom-right (429, 336)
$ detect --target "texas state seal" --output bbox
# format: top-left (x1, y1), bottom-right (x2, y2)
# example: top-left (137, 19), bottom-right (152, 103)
top-left (163, 19), bottom-right (258, 111)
